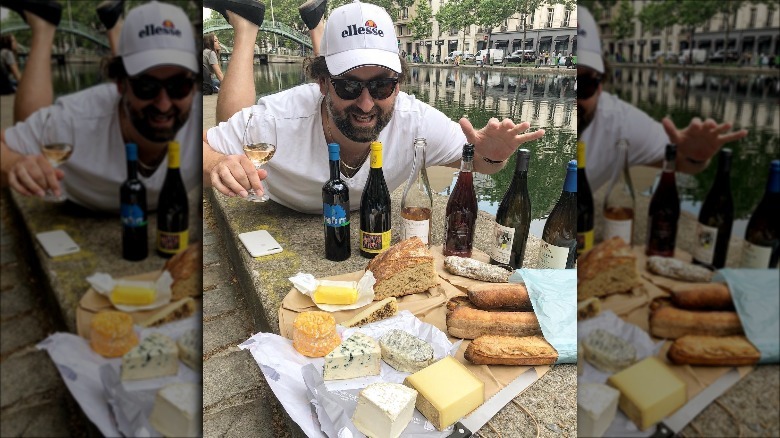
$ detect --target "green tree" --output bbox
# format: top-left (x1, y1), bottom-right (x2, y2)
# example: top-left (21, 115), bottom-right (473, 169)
top-left (475, 0), bottom-right (514, 57)
top-left (578, 0), bottom-right (617, 18)
top-left (436, 0), bottom-right (478, 54)
top-left (611, 0), bottom-right (634, 58)
top-left (639, 0), bottom-right (719, 56)
top-left (409, 0), bottom-right (433, 43)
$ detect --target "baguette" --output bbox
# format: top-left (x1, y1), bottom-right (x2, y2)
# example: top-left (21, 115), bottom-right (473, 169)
top-left (668, 335), bottom-right (760, 366)
top-left (670, 283), bottom-right (733, 310)
top-left (446, 305), bottom-right (541, 339)
top-left (465, 335), bottom-right (558, 365)
top-left (649, 306), bottom-right (744, 339)
top-left (466, 283), bottom-right (532, 310)
top-left (444, 256), bottom-right (511, 283)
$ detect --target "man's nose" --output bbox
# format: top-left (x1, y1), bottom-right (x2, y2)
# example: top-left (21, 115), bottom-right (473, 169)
top-left (153, 87), bottom-right (173, 113)
top-left (354, 86), bottom-right (375, 113)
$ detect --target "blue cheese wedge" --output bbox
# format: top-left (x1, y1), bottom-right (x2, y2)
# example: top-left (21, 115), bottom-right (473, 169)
top-left (149, 382), bottom-right (200, 437)
top-left (323, 332), bottom-right (381, 381)
top-left (380, 329), bottom-right (435, 373)
top-left (121, 332), bottom-right (179, 381)
top-left (353, 382), bottom-right (418, 438)
top-left (582, 329), bottom-right (636, 373)
top-left (177, 329), bottom-right (201, 371)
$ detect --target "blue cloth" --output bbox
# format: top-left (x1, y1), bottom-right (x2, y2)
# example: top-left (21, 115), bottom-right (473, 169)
top-left (510, 269), bottom-right (577, 363)
top-left (715, 269), bottom-right (780, 364)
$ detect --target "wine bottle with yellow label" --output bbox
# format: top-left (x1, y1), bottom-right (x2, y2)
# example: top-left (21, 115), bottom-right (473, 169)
top-left (359, 141), bottom-right (391, 258)
top-left (156, 141), bottom-right (188, 258)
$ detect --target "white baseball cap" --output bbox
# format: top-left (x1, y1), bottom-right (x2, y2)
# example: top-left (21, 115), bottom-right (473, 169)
top-left (321, 0), bottom-right (401, 76)
top-left (119, 1), bottom-right (198, 76)
top-left (578, 6), bottom-right (604, 74)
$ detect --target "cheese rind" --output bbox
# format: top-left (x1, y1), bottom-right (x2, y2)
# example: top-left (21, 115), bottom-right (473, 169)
top-left (120, 333), bottom-right (179, 381)
top-left (149, 382), bottom-right (201, 437)
top-left (341, 297), bottom-right (398, 328)
top-left (380, 329), bottom-right (435, 373)
top-left (403, 356), bottom-right (484, 431)
top-left (578, 383), bottom-right (620, 438)
top-left (323, 332), bottom-right (381, 380)
top-left (607, 357), bottom-right (687, 430)
top-left (177, 329), bottom-right (201, 371)
top-left (352, 383), bottom-right (417, 438)
top-left (582, 329), bottom-right (636, 373)
top-left (293, 311), bottom-right (341, 357)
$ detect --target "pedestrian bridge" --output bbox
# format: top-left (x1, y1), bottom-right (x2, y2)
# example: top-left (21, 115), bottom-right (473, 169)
top-left (0, 18), bottom-right (109, 49)
top-left (203, 17), bottom-right (312, 51)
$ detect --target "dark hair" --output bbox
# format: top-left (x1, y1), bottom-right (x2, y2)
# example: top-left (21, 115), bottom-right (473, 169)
top-left (303, 55), bottom-right (409, 86)
top-left (104, 56), bottom-right (128, 80)
top-left (203, 33), bottom-right (217, 52)
top-left (1, 35), bottom-right (16, 54)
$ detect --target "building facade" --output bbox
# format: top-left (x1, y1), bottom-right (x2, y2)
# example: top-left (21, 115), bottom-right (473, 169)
top-left (395, 1), bottom-right (577, 62)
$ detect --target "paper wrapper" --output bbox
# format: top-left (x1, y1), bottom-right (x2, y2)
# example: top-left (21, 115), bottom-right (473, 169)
top-left (581, 246), bottom-right (754, 435)
top-left (289, 271), bottom-right (375, 312)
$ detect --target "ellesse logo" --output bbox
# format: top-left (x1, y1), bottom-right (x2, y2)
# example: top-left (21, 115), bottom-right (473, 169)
top-left (341, 20), bottom-right (385, 38)
top-left (138, 19), bottom-right (182, 38)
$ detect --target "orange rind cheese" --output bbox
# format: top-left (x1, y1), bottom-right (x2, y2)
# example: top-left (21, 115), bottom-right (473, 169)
top-left (90, 311), bottom-right (139, 358)
top-left (292, 311), bottom-right (341, 357)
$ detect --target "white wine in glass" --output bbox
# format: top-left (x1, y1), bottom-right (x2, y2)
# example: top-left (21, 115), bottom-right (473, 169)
top-left (40, 114), bottom-right (75, 202)
top-left (243, 142), bottom-right (276, 202)
top-left (42, 143), bottom-right (74, 166)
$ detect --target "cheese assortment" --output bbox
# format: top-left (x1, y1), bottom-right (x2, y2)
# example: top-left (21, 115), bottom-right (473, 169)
top-left (120, 332), bottom-right (179, 381)
top-left (148, 382), bottom-right (200, 437)
top-left (323, 332), bottom-right (381, 381)
top-left (379, 329), bottom-right (435, 373)
top-left (578, 383), bottom-right (620, 438)
top-left (352, 383), bottom-right (418, 438)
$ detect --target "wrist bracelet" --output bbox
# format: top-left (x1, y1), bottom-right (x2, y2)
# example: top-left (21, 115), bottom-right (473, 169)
top-left (482, 155), bottom-right (505, 165)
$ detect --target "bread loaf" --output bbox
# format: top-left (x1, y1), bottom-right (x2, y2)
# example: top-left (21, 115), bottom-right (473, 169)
top-left (667, 335), bottom-right (760, 366)
top-left (465, 335), bottom-right (558, 365)
top-left (443, 256), bottom-right (511, 283)
top-left (670, 283), bottom-right (733, 310)
top-left (366, 238), bottom-right (439, 300)
top-left (577, 237), bottom-right (640, 300)
top-left (466, 283), bottom-right (532, 310)
top-left (446, 302), bottom-right (541, 339)
top-left (646, 256), bottom-right (713, 283)
top-left (649, 306), bottom-right (744, 339)
top-left (164, 241), bottom-right (201, 300)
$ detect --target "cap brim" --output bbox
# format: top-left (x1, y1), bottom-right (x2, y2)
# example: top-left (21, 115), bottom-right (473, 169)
top-left (325, 48), bottom-right (402, 76)
top-left (122, 49), bottom-right (199, 76)
top-left (578, 51), bottom-right (604, 74)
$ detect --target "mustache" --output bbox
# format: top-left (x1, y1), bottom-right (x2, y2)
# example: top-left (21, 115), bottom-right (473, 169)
top-left (142, 105), bottom-right (178, 119)
top-left (345, 106), bottom-right (378, 117)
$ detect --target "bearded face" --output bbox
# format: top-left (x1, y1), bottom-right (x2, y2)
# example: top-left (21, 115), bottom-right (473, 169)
top-left (325, 91), bottom-right (394, 143)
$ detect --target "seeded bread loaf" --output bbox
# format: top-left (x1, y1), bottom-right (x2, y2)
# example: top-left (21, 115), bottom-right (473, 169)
top-left (465, 335), bottom-right (558, 365)
top-left (649, 306), bottom-right (744, 339)
top-left (577, 237), bottom-right (640, 300)
top-left (366, 238), bottom-right (439, 300)
top-left (667, 335), bottom-right (761, 366)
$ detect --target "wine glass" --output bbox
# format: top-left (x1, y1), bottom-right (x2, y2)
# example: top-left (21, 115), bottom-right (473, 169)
top-left (39, 112), bottom-right (74, 202)
top-left (241, 112), bottom-right (276, 202)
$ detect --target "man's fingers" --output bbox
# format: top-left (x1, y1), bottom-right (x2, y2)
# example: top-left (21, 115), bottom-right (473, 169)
top-left (7, 171), bottom-right (37, 197)
top-left (719, 129), bottom-right (749, 145)
top-left (15, 167), bottom-right (46, 197)
top-left (714, 122), bottom-right (733, 134)
top-left (241, 159), bottom-right (263, 192)
top-left (216, 164), bottom-right (249, 198)
top-left (517, 128), bottom-right (545, 143)
top-left (662, 117), bottom-right (682, 144)
top-left (210, 171), bottom-right (236, 197)
top-left (510, 121), bottom-right (532, 134)
top-left (458, 117), bottom-right (479, 145)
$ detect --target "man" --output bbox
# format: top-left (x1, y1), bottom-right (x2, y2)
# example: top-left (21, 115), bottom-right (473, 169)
top-left (0, 2), bottom-right (201, 212)
top-left (577, 6), bottom-right (748, 191)
top-left (203, 1), bottom-right (545, 214)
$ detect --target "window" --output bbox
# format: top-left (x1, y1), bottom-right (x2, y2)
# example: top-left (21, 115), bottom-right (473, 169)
top-left (547, 8), bottom-right (554, 28)
top-left (564, 10), bottom-right (571, 27)
top-left (449, 27), bottom-right (458, 36)
top-left (749, 7), bottom-right (756, 27)
top-left (767, 9), bottom-right (774, 27)
top-left (530, 13), bottom-right (535, 29)
top-left (402, 7), bottom-right (408, 19)
top-left (703, 18), bottom-right (710, 32)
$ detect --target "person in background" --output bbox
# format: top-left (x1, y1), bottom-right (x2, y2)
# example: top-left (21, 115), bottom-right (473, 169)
top-left (203, 1), bottom-right (545, 213)
top-left (0, 35), bottom-right (22, 92)
top-left (0, 2), bottom-right (201, 211)
top-left (577, 6), bottom-right (748, 191)
top-left (203, 33), bottom-right (224, 92)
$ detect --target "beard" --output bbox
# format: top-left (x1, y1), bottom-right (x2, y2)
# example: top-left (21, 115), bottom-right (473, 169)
top-left (124, 98), bottom-right (189, 143)
top-left (577, 102), bottom-right (595, 135)
top-left (326, 93), bottom-right (393, 143)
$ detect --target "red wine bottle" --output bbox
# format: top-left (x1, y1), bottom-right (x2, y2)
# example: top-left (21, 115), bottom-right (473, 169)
top-left (646, 144), bottom-right (680, 257)
top-left (120, 143), bottom-right (147, 261)
top-left (693, 148), bottom-right (733, 269)
top-left (444, 143), bottom-right (477, 257)
top-left (360, 141), bottom-right (391, 258)
top-left (741, 159), bottom-right (780, 268)
top-left (538, 160), bottom-right (577, 269)
top-left (576, 140), bottom-right (594, 256)
top-left (323, 143), bottom-right (350, 261)
top-left (156, 141), bottom-right (189, 258)
top-left (490, 148), bottom-right (531, 269)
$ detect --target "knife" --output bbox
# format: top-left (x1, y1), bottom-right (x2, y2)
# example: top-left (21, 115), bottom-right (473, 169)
top-left (448, 367), bottom-right (539, 438)
top-left (650, 368), bottom-right (742, 437)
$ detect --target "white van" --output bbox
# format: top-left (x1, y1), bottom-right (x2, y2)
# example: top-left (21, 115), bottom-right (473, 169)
top-left (476, 49), bottom-right (504, 65)
top-left (444, 50), bottom-right (464, 64)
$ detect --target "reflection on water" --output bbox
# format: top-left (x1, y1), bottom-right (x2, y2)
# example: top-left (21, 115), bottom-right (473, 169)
top-left (49, 63), bottom-right (108, 98)
top-left (607, 67), bottom-right (780, 221)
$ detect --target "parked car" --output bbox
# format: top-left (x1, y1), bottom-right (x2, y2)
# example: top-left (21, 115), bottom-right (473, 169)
top-left (444, 50), bottom-right (464, 64)
top-left (463, 53), bottom-right (475, 61)
top-left (506, 50), bottom-right (535, 63)
top-left (475, 48), bottom-right (504, 65)
top-left (708, 49), bottom-right (739, 63)
top-left (679, 49), bottom-right (707, 64)
top-left (648, 51), bottom-right (678, 64)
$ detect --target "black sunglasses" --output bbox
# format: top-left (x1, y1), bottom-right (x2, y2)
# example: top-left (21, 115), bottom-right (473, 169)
top-left (128, 74), bottom-right (195, 100)
top-left (330, 77), bottom-right (399, 100)
top-left (577, 74), bottom-right (602, 100)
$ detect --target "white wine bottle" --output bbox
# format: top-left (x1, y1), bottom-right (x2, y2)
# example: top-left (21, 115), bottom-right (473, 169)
top-left (490, 148), bottom-right (531, 269)
top-left (538, 160), bottom-right (577, 269)
top-left (400, 138), bottom-right (433, 245)
top-left (603, 139), bottom-right (635, 245)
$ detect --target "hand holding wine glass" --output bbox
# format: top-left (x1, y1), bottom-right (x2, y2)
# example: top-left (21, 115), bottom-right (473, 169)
top-left (39, 113), bottom-right (75, 202)
top-left (241, 112), bottom-right (276, 202)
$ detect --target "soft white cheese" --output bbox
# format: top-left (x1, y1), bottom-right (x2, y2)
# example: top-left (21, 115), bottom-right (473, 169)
top-left (323, 332), bottom-right (381, 381)
top-left (577, 383), bottom-right (620, 438)
top-left (177, 329), bottom-right (201, 371)
top-left (380, 329), bottom-right (435, 373)
top-left (120, 332), bottom-right (179, 381)
top-left (352, 382), bottom-right (418, 438)
top-left (149, 382), bottom-right (201, 437)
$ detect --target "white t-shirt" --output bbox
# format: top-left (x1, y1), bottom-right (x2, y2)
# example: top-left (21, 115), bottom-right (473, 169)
top-left (580, 91), bottom-right (668, 191)
top-left (207, 83), bottom-right (466, 214)
top-left (4, 83), bottom-right (202, 212)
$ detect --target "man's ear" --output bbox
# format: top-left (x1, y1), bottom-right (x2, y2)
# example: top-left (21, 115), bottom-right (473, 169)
top-left (318, 79), bottom-right (328, 96)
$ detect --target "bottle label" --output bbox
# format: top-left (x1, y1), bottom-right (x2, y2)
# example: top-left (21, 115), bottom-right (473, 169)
top-left (360, 229), bottom-right (391, 253)
top-left (157, 230), bottom-right (188, 254)
top-left (120, 204), bottom-right (147, 228)
top-left (538, 241), bottom-right (570, 269)
top-left (324, 203), bottom-right (349, 228)
top-left (741, 241), bottom-right (773, 268)
top-left (401, 218), bottom-right (430, 244)
top-left (490, 222), bottom-right (515, 264)
top-left (604, 218), bottom-right (633, 245)
top-left (576, 229), bottom-right (594, 255)
top-left (692, 222), bottom-right (718, 265)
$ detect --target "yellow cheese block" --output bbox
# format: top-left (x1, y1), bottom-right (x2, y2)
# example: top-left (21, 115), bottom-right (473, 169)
top-left (403, 356), bottom-right (484, 430)
top-left (607, 357), bottom-right (687, 430)
top-left (313, 284), bottom-right (358, 305)
top-left (111, 284), bottom-right (156, 305)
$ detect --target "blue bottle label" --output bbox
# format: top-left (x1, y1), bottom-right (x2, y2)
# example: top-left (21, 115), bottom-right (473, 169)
top-left (121, 204), bottom-right (147, 227)
top-left (324, 203), bottom-right (349, 227)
